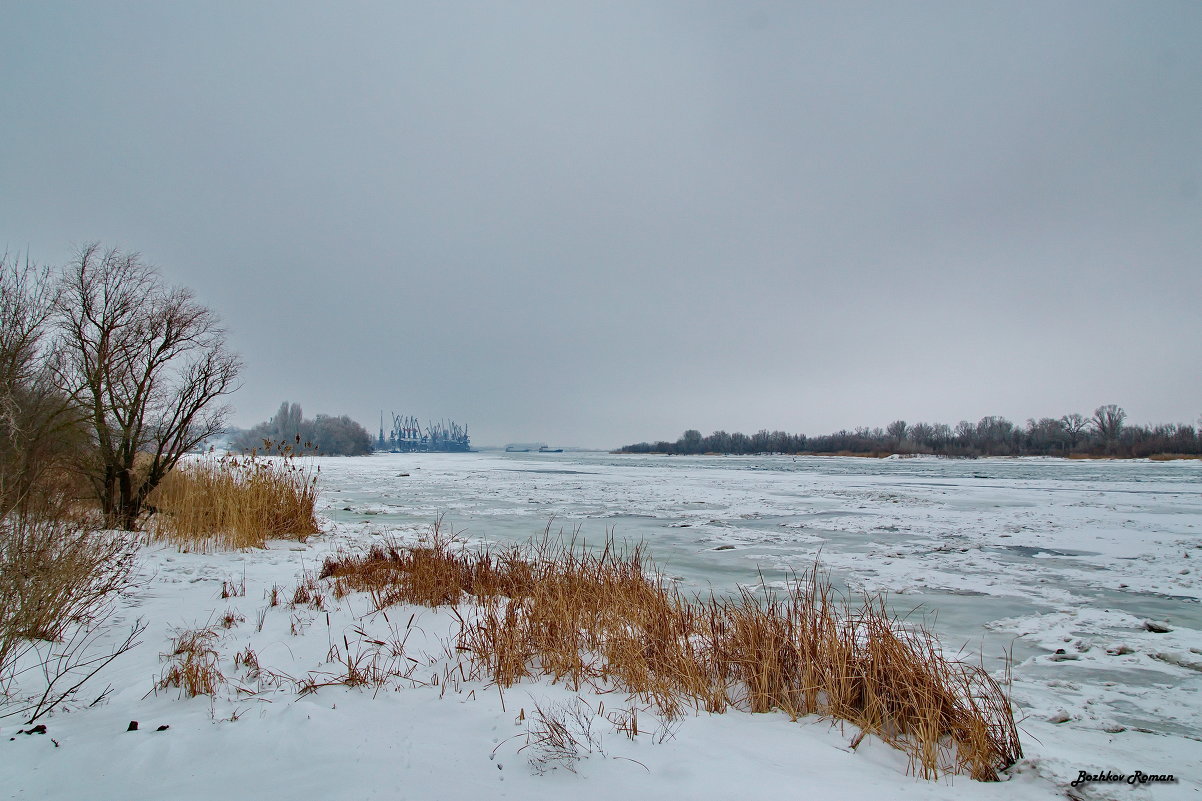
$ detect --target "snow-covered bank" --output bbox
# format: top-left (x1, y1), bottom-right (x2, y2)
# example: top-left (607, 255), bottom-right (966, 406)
top-left (4, 453), bottom-right (1199, 800)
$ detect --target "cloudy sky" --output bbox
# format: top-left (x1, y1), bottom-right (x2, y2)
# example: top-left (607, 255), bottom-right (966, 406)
top-left (3, 1), bottom-right (1200, 448)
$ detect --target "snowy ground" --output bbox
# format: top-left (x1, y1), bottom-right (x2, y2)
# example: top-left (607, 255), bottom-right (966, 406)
top-left (3, 452), bottom-right (1199, 800)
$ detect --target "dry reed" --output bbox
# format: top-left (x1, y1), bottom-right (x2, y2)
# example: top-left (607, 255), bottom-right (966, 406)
top-left (157, 626), bottom-right (224, 697)
top-left (147, 447), bottom-right (320, 551)
top-left (316, 524), bottom-right (1022, 780)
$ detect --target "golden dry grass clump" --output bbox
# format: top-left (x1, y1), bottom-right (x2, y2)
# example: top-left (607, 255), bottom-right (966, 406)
top-left (147, 447), bottom-right (320, 551)
top-left (157, 626), bottom-right (224, 697)
top-left (317, 525), bottom-right (1022, 781)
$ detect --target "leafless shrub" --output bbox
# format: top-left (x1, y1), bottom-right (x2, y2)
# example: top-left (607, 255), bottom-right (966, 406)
top-left (521, 698), bottom-right (605, 774)
top-left (1, 510), bottom-right (141, 722)
top-left (605, 704), bottom-right (640, 740)
top-left (3, 617), bottom-right (145, 725)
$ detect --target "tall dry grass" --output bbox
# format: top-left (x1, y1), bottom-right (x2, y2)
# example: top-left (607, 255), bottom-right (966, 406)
top-left (157, 625), bottom-right (224, 697)
top-left (147, 448), bottom-right (320, 551)
top-left (318, 525), bottom-right (1022, 781)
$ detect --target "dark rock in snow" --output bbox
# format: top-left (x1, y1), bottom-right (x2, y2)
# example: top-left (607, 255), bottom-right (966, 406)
top-left (1143, 620), bottom-right (1173, 633)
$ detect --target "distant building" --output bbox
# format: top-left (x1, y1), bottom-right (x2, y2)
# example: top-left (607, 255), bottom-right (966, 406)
top-left (379, 412), bottom-right (470, 452)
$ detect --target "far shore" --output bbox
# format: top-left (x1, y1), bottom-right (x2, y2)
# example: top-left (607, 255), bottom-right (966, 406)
top-left (609, 450), bottom-right (1202, 461)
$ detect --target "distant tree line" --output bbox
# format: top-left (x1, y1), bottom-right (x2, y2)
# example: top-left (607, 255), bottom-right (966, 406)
top-left (618, 405), bottom-right (1201, 459)
top-left (231, 402), bottom-right (373, 456)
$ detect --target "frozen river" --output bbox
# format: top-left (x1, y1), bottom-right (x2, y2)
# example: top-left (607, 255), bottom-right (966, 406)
top-left (315, 451), bottom-right (1202, 744)
top-left (9, 449), bottom-right (1197, 799)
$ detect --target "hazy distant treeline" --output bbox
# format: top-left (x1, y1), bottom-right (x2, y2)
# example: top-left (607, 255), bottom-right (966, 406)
top-left (618, 405), bottom-right (1201, 459)
top-left (231, 401), bottom-right (373, 456)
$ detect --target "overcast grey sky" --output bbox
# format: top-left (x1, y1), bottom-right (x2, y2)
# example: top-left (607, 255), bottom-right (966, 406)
top-left (3, 1), bottom-right (1200, 448)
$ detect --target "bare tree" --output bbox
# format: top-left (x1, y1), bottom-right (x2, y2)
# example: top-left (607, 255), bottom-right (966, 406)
top-left (0, 252), bottom-right (80, 517)
top-left (1059, 413), bottom-right (1090, 451)
top-left (1026, 417), bottom-right (1068, 453)
top-left (1092, 404), bottom-right (1127, 450)
top-left (55, 244), bottom-right (241, 529)
top-left (909, 422), bottom-right (934, 449)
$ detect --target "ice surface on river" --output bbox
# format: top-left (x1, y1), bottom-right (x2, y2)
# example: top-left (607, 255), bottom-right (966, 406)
top-left (318, 451), bottom-right (1202, 743)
